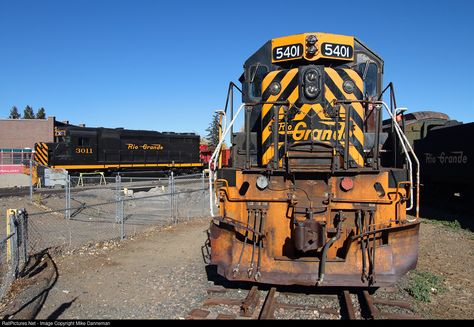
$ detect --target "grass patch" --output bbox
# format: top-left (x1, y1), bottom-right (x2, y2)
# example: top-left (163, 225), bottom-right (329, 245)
top-left (405, 270), bottom-right (445, 302)
top-left (422, 218), bottom-right (462, 231)
top-left (32, 193), bottom-right (46, 205)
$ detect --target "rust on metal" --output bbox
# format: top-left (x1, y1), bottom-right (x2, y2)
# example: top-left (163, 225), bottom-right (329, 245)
top-left (362, 290), bottom-right (378, 319)
top-left (360, 290), bottom-right (418, 320)
top-left (188, 287), bottom-right (418, 320)
top-left (187, 308), bottom-right (211, 319)
top-left (202, 286), bottom-right (260, 318)
top-left (216, 313), bottom-right (237, 320)
top-left (342, 290), bottom-right (356, 320)
top-left (373, 298), bottom-right (413, 310)
top-left (240, 286), bottom-right (260, 317)
top-left (211, 169), bottom-right (420, 287)
top-left (207, 286), bottom-right (228, 294)
top-left (259, 287), bottom-right (277, 320)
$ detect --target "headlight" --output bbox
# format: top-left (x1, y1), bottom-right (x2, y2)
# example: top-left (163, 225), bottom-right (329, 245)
top-left (343, 80), bottom-right (356, 94)
top-left (304, 84), bottom-right (320, 99)
top-left (306, 45), bottom-right (317, 56)
top-left (269, 81), bottom-right (281, 95)
top-left (303, 69), bottom-right (320, 99)
top-left (256, 175), bottom-right (269, 190)
top-left (304, 69), bottom-right (319, 83)
top-left (306, 34), bottom-right (318, 45)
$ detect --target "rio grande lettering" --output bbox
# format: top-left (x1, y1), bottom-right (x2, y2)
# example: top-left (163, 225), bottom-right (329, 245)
top-left (273, 121), bottom-right (345, 142)
top-left (127, 143), bottom-right (164, 151)
top-left (424, 151), bottom-right (468, 164)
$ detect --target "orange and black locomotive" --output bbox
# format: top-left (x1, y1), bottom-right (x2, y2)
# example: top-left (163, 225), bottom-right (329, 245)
top-left (209, 32), bottom-right (420, 287)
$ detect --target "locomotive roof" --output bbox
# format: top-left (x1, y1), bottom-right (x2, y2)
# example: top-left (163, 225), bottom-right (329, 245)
top-left (57, 123), bottom-right (198, 136)
top-left (403, 111), bottom-right (450, 122)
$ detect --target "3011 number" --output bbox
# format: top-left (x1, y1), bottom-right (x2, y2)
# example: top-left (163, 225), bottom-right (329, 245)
top-left (322, 43), bottom-right (353, 59)
top-left (75, 147), bottom-right (93, 154)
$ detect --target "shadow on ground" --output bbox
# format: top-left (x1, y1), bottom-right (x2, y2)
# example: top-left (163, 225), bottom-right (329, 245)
top-left (204, 264), bottom-right (378, 296)
top-left (414, 192), bottom-right (474, 232)
top-left (1, 249), bottom-right (60, 319)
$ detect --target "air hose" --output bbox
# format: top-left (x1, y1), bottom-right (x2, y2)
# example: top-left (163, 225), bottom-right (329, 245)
top-left (316, 220), bottom-right (343, 286)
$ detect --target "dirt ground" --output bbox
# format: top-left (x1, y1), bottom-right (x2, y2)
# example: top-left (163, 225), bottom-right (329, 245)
top-left (0, 213), bottom-right (472, 320)
top-left (410, 220), bottom-right (473, 319)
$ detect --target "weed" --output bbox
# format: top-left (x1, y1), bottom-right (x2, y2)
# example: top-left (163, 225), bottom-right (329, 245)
top-left (405, 270), bottom-right (445, 302)
top-left (32, 193), bottom-right (43, 205)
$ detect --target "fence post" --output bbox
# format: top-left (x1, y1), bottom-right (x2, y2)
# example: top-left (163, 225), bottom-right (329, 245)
top-left (6, 209), bottom-right (16, 264)
top-left (9, 212), bottom-right (19, 279)
top-left (65, 173), bottom-right (71, 220)
top-left (68, 174), bottom-right (71, 219)
top-left (169, 173), bottom-right (172, 224)
top-left (115, 174), bottom-right (121, 223)
top-left (18, 209), bottom-right (28, 265)
top-left (120, 197), bottom-right (125, 240)
top-left (29, 159), bottom-right (33, 201)
top-left (64, 173), bottom-right (67, 219)
top-left (173, 172), bottom-right (177, 224)
top-left (201, 171), bottom-right (206, 217)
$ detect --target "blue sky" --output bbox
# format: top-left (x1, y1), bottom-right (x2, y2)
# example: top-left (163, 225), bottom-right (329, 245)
top-left (1, 0), bottom-right (473, 138)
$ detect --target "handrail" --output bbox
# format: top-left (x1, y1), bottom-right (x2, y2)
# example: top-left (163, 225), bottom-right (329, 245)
top-left (209, 97), bottom-right (419, 218)
top-left (209, 104), bottom-right (246, 217)
top-left (223, 82), bottom-right (243, 146)
top-left (333, 98), bottom-right (419, 217)
top-left (379, 101), bottom-right (420, 218)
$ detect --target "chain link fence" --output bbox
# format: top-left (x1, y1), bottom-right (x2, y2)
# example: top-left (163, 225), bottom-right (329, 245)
top-left (0, 210), bottom-right (29, 300)
top-left (0, 171), bottom-right (212, 301)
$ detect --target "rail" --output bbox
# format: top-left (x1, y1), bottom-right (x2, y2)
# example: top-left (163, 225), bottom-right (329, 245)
top-left (379, 101), bottom-right (420, 218)
top-left (209, 104), bottom-right (246, 217)
top-left (187, 286), bottom-right (418, 320)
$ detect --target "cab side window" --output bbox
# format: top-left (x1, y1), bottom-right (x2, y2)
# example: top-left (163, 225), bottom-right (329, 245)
top-left (78, 137), bottom-right (90, 146)
top-left (249, 65), bottom-right (268, 98)
top-left (358, 62), bottom-right (378, 98)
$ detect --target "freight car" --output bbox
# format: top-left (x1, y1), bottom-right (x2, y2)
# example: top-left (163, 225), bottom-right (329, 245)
top-left (200, 144), bottom-right (231, 168)
top-left (34, 124), bottom-right (203, 175)
top-left (208, 32), bottom-right (420, 288)
top-left (397, 112), bottom-right (474, 201)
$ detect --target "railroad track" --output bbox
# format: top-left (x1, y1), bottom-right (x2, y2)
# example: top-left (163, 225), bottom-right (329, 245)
top-left (0, 185), bottom-right (117, 198)
top-left (187, 286), bottom-right (418, 320)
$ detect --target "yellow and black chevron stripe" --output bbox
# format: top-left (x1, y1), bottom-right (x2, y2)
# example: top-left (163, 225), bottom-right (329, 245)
top-left (34, 142), bottom-right (49, 166)
top-left (260, 67), bottom-right (365, 167)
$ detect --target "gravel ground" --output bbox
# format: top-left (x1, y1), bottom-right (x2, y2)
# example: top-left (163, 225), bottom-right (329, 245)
top-left (33, 219), bottom-right (213, 319)
top-left (0, 213), bottom-right (471, 320)
top-left (0, 181), bottom-right (473, 321)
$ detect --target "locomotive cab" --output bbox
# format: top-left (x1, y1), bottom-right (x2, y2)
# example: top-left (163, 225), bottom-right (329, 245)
top-left (209, 32), bottom-right (420, 287)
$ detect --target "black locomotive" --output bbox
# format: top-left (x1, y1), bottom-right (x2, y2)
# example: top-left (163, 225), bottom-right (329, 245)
top-left (34, 123), bottom-right (202, 175)
top-left (385, 111), bottom-right (474, 201)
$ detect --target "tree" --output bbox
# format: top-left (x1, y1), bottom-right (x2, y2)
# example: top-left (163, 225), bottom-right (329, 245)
top-left (36, 107), bottom-right (46, 119)
top-left (205, 112), bottom-right (221, 148)
top-left (9, 106), bottom-right (20, 119)
top-left (23, 105), bottom-right (34, 119)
